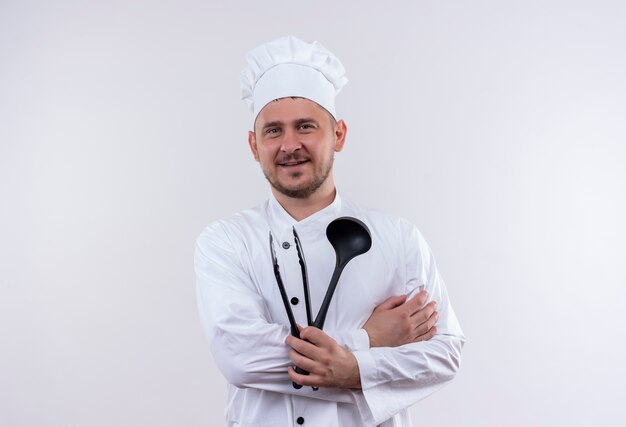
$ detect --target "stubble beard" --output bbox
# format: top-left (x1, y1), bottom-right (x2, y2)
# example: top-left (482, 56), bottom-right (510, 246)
top-left (263, 156), bottom-right (334, 199)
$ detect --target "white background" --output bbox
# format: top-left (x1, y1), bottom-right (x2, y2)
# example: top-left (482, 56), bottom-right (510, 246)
top-left (2, 0), bottom-right (625, 426)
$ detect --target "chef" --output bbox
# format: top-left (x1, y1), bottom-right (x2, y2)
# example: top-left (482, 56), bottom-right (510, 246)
top-left (195, 35), bottom-right (465, 426)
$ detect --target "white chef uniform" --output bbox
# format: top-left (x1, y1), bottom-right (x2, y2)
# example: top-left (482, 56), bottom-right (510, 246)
top-left (195, 192), bottom-right (465, 426)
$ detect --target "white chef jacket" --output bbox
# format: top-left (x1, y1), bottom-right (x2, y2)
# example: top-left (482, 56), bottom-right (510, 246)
top-left (195, 192), bottom-right (465, 427)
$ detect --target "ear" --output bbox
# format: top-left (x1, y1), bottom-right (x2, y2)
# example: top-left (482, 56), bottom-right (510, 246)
top-left (248, 131), bottom-right (260, 162)
top-left (333, 119), bottom-right (347, 152)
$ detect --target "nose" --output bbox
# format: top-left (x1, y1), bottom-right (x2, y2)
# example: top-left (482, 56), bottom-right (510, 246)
top-left (280, 128), bottom-right (302, 153)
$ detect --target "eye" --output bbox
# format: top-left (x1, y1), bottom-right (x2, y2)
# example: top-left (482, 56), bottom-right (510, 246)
top-left (298, 123), bottom-right (315, 131)
top-left (265, 127), bottom-right (280, 136)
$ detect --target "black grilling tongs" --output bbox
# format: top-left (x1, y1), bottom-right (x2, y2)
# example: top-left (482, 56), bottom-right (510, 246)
top-left (269, 227), bottom-right (313, 389)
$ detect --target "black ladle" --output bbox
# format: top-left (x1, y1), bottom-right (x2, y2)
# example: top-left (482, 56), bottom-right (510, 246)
top-left (313, 217), bottom-right (372, 329)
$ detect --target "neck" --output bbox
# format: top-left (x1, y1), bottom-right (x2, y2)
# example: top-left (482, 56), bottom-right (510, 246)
top-left (271, 180), bottom-right (337, 222)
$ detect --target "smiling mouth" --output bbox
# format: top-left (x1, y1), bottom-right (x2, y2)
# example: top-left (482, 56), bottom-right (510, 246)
top-left (278, 160), bottom-right (310, 167)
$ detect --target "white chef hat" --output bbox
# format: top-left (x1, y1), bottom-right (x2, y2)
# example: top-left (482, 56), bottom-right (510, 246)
top-left (240, 35), bottom-right (348, 121)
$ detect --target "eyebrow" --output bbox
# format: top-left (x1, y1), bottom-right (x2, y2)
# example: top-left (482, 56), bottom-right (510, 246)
top-left (294, 118), bottom-right (320, 127)
top-left (262, 120), bottom-right (284, 131)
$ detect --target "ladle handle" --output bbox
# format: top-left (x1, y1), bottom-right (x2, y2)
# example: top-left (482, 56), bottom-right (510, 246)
top-left (313, 264), bottom-right (344, 330)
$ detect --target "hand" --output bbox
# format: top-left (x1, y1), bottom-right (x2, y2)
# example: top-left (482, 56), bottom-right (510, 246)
top-left (363, 290), bottom-right (438, 348)
top-left (285, 326), bottom-right (361, 389)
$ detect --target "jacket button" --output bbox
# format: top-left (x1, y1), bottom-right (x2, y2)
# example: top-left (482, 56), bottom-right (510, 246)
top-left (282, 242), bottom-right (291, 249)
top-left (290, 297), bottom-right (299, 305)
top-left (296, 416), bottom-right (305, 425)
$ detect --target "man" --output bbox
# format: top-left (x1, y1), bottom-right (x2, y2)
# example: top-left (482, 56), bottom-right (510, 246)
top-left (195, 36), bottom-right (464, 426)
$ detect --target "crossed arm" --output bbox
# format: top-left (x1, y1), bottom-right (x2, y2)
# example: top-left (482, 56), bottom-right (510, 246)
top-left (286, 291), bottom-right (438, 389)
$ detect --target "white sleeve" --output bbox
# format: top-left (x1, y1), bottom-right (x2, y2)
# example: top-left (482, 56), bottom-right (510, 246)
top-left (195, 222), bottom-right (366, 405)
top-left (324, 328), bottom-right (370, 351)
top-left (352, 223), bottom-right (466, 425)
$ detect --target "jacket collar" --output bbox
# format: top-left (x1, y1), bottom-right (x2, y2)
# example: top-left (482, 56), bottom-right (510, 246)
top-left (267, 190), bottom-right (343, 239)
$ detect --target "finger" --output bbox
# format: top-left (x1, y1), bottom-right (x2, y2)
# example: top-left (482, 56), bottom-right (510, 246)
top-left (413, 325), bottom-right (437, 343)
top-left (374, 294), bottom-right (407, 312)
top-left (288, 348), bottom-right (334, 378)
top-left (410, 301), bottom-right (437, 323)
top-left (299, 326), bottom-right (335, 348)
top-left (413, 310), bottom-right (438, 337)
top-left (288, 349), bottom-right (319, 373)
top-left (405, 291), bottom-right (430, 315)
top-left (288, 365), bottom-right (323, 387)
top-left (286, 335), bottom-right (325, 361)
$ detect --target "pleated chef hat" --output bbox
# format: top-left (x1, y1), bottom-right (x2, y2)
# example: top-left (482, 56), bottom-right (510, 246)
top-left (240, 36), bottom-right (348, 121)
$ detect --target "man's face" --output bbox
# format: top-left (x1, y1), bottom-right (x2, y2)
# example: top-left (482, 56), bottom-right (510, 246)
top-left (248, 97), bottom-right (347, 199)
